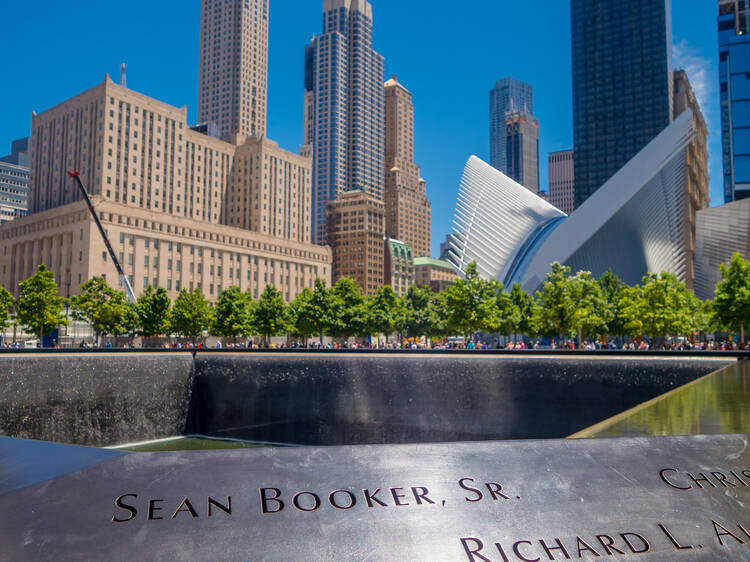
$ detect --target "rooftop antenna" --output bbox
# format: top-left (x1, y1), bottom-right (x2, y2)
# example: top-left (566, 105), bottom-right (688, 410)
top-left (120, 63), bottom-right (127, 88)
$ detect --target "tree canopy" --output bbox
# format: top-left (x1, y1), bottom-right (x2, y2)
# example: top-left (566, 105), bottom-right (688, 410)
top-left (172, 288), bottom-right (213, 342)
top-left (137, 285), bottom-right (172, 338)
top-left (714, 252), bottom-right (750, 343)
top-left (70, 277), bottom-right (132, 344)
top-left (16, 265), bottom-right (68, 344)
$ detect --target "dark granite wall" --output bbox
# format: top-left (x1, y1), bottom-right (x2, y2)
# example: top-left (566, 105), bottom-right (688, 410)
top-left (187, 355), bottom-right (730, 445)
top-left (0, 354), bottom-right (194, 446)
top-left (0, 353), bottom-right (731, 447)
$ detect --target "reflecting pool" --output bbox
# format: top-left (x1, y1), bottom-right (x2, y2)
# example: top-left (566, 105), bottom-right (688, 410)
top-left (572, 361), bottom-right (750, 438)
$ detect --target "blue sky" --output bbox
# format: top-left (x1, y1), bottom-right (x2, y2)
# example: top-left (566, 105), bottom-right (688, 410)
top-left (0, 1), bottom-right (720, 257)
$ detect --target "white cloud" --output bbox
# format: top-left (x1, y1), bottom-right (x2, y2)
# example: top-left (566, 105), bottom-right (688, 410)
top-left (672, 38), bottom-right (714, 125)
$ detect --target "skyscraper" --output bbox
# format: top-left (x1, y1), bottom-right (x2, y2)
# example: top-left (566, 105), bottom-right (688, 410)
top-left (548, 149), bottom-right (575, 214)
top-left (384, 77), bottom-right (431, 258)
top-left (505, 112), bottom-right (539, 193)
top-left (489, 78), bottom-right (533, 173)
top-left (198, 0), bottom-right (268, 139)
top-left (718, 0), bottom-right (750, 202)
top-left (306, 0), bottom-right (385, 245)
top-left (571, 0), bottom-right (673, 208)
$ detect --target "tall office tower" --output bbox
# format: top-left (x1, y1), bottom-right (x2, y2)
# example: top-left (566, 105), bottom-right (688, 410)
top-left (306, 0), bottom-right (386, 245)
top-left (718, 0), bottom-right (750, 202)
top-left (505, 112), bottom-right (539, 192)
top-left (548, 149), bottom-right (575, 214)
top-left (674, 70), bottom-right (709, 290)
top-left (198, 0), bottom-right (268, 139)
top-left (327, 187), bottom-right (385, 295)
top-left (489, 78), bottom-right (534, 173)
top-left (384, 77), bottom-right (431, 258)
top-left (571, 0), bottom-right (673, 208)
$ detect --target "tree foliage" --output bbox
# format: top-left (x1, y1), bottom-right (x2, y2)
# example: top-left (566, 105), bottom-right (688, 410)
top-left (213, 286), bottom-right (253, 340)
top-left (16, 265), bottom-right (68, 344)
top-left (443, 262), bottom-right (500, 338)
top-left (70, 277), bottom-right (132, 345)
top-left (534, 263), bottom-right (575, 339)
top-left (172, 288), bottom-right (213, 342)
top-left (0, 286), bottom-right (14, 331)
top-left (137, 285), bottom-right (172, 338)
top-left (369, 285), bottom-right (403, 342)
top-left (620, 272), bottom-right (691, 343)
top-left (329, 278), bottom-right (366, 340)
top-left (569, 270), bottom-right (611, 342)
top-left (714, 252), bottom-right (750, 342)
top-left (253, 285), bottom-right (288, 345)
top-left (598, 270), bottom-right (627, 337)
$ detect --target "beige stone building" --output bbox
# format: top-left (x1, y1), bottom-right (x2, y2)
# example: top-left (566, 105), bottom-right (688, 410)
top-left (29, 76), bottom-right (310, 244)
top-left (198, 0), bottom-right (268, 138)
top-left (2, 76), bottom-right (329, 302)
top-left (384, 77), bottom-right (431, 258)
top-left (414, 257), bottom-right (458, 293)
top-left (327, 188), bottom-right (385, 295)
top-left (673, 69), bottom-right (710, 290)
top-left (0, 197), bottom-right (330, 303)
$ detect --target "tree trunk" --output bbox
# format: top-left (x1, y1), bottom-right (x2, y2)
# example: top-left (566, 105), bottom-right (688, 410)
top-left (741, 321), bottom-right (745, 345)
top-left (578, 326), bottom-right (583, 347)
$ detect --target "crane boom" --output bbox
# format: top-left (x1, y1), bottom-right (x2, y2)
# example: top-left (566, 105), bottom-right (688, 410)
top-left (67, 171), bottom-right (137, 304)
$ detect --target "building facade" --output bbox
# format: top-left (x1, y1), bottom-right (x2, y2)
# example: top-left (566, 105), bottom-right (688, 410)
top-left (505, 112), bottom-right (539, 193)
top-left (413, 256), bottom-right (458, 293)
top-left (694, 199), bottom-right (750, 300)
top-left (306, 0), bottom-right (385, 244)
top-left (571, 0), bottom-right (673, 208)
top-left (718, 0), bottom-right (750, 202)
top-left (327, 188), bottom-right (385, 295)
top-left (673, 70), bottom-right (710, 290)
top-left (198, 0), bottom-right (268, 139)
top-left (489, 78), bottom-right (534, 174)
top-left (384, 77), bottom-right (431, 258)
top-left (0, 198), bottom-right (331, 303)
top-left (448, 110), bottom-right (698, 293)
top-left (548, 149), bottom-right (575, 214)
top-left (0, 76), bottom-right (328, 301)
top-left (383, 238), bottom-right (414, 297)
top-left (0, 139), bottom-right (29, 224)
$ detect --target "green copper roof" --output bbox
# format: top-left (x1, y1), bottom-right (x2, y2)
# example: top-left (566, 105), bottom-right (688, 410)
top-left (413, 257), bottom-right (455, 270)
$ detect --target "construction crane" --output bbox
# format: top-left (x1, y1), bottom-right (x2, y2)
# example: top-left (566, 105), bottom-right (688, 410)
top-left (67, 171), bottom-right (137, 304)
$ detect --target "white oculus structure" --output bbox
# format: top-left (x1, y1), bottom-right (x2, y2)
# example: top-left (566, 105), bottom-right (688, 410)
top-left (448, 110), bottom-right (697, 293)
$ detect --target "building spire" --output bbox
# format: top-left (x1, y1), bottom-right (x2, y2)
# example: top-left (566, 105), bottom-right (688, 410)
top-left (120, 63), bottom-right (127, 88)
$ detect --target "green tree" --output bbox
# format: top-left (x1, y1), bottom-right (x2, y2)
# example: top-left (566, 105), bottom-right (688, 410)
top-left (171, 288), bottom-right (213, 343)
top-left (137, 285), bottom-right (172, 338)
top-left (534, 263), bottom-right (575, 341)
top-left (443, 262), bottom-right (500, 339)
top-left (288, 288), bottom-right (314, 345)
top-left (16, 264), bottom-right (68, 345)
top-left (402, 284), bottom-right (441, 340)
top-left (714, 252), bottom-right (750, 343)
top-left (509, 283), bottom-right (534, 340)
top-left (329, 278), bottom-right (365, 341)
top-left (598, 270), bottom-right (628, 338)
top-left (568, 270), bottom-right (611, 344)
top-left (253, 285), bottom-right (288, 346)
top-left (0, 286), bottom-right (13, 331)
top-left (298, 278), bottom-right (336, 344)
top-left (213, 286), bottom-right (253, 342)
top-left (620, 272), bottom-right (691, 345)
top-left (370, 285), bottom-right (404, 343)
top-left (70, 277), bottom-right (132, 346)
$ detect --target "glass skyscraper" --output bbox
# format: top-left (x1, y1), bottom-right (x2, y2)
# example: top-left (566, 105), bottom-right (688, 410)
top-left (571, 0), bottom-right (673, 208)
top-left (489, 78), bottom-right (534, 174)
top-left (305, 0), bottom-right (385, 245)
top-left (719, 0), bottom-right (750, 202)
